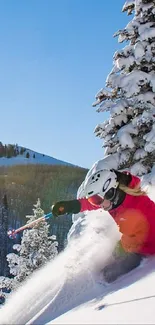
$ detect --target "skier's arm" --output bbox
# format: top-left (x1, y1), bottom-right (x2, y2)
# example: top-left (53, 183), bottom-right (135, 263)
top-left (52, 198), bottom-right (96, 217)
top-left (52, 200), bottom-right (81, 217)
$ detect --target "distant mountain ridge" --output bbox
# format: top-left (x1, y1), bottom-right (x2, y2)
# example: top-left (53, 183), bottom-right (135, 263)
top-left (0, 142), bottom-right (76, 167)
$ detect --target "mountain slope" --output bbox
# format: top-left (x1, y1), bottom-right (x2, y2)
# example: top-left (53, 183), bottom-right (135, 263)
top-left (0, 145), bottom-right (75, 167)
top-left (51, 257), bottom-right (155, 325)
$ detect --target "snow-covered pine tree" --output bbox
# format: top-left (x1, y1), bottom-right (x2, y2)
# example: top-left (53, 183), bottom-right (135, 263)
top-left (93, 0), bottom-right (155, 176)
top-left (7, 199), bottom-right (58, 283)
top-left (0, 276), bottom-right (14, 304)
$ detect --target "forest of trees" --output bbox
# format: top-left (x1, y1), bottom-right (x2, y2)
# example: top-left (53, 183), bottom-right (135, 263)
top-left (0, 142), bottom-right (26, 158)
top-left (0, 164), bottom-right (88, 252)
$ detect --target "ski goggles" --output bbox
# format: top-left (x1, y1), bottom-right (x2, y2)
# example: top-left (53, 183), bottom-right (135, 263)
top-left (87, 188), bottom-right (116, 207)
top-left (87, 194), bottom-right (104, 207)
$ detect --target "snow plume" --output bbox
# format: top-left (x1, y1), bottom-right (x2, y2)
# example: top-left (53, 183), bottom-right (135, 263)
top-left (67, 210), bottom-right (120, 274)
top-left (0, 210), bottom-right (120, 325)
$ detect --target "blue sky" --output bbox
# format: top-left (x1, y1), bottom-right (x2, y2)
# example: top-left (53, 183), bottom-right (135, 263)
top-left (0, 0), bottom-right (130, 168)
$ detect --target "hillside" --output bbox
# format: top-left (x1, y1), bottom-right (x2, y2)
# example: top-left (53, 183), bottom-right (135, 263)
top-left (0, 163), bottom-right (88, 251)
top-left (0, 163), bottom-right (87, 216)
top-left (0, 143), bottom-right (75, 167)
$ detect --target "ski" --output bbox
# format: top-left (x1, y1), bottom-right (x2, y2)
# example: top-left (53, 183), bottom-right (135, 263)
top-left (7, 212), bottom-right (53, 239)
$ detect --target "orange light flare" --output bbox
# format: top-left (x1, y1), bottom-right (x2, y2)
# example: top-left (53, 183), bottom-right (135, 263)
top-left (115, 209), bottom-right (149, 253)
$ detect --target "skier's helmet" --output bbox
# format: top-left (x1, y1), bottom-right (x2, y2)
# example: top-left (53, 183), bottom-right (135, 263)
top-left (84, 169), bottom-right (119, 206)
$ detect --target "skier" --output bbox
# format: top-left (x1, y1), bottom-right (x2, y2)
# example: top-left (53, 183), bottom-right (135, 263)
top-left (52, 169), bottom-right (155, 282)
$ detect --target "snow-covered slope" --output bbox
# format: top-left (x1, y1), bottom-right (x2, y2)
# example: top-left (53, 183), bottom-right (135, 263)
top-left (52, 257), bottom-right (155, 325)
top-left (0, 146), bottom-right (74, 167)
top-left (1, 198), bottom-right (155, 324)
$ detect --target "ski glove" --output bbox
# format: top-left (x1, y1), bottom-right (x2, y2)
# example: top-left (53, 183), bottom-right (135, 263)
top-left (52, 200), bottom-right (81, 217)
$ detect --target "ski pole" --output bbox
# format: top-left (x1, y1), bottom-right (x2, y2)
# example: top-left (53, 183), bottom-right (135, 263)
top-left (7, 212), bottom-right (53, 239)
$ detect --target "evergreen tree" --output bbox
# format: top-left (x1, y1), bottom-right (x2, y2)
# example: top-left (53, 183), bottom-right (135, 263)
top-left (15, 144), bottom-right (19, 156)
top-left (93, 0), bottom-right (155, 175)
top-left (7, 199), bottom-right (58, 283)
top-left (2, 195), bottom-right (8, 210)
top-left (0, 142), bottom-right (4, 158)
top-left (26, 152), bottom-right (30, 159)
top-left (0, 276), bottom-right (14, 304)
top-left (20, 147), bottom-right (26, 155)
top-left (7, 144), bottom-right (15, 158)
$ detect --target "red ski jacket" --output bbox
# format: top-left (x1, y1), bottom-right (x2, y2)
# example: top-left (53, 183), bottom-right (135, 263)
top-left (79, 174), bottom-right (155, 255)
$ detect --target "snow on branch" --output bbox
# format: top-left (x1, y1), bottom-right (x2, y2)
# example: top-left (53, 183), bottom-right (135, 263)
top-left (97, 100), bottom-right (115, 113)
top-left (122, 0), bottom-right (135, 15)
top-left (130, 162), bottom-right (149, 175)
top-left (113, 46), bottom-right (133, 61)
top-left (134, 41), bottom-right (145, 59)
top-left (117, 123), bottom-right (138, 149)
top-left (92, 88), bottom-right (113, 107)
top-left (108, 70), bottom-right (154, 98)
top-left (133, 148), bottom-right (147, 160)
top-left (139, 27), bottom-right (155, 42)
top-left (97, 99), bottom-right (129, 115)
top-left (115, 55), bottom-right (135, 70)
top-left (144, 124), bottom-right (155, 153)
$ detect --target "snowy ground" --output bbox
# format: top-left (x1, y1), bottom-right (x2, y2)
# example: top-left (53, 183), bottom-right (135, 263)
top-left (0, 185), bottom-right (155, 324)
top-left (51, 257), bottom-right (155, 325)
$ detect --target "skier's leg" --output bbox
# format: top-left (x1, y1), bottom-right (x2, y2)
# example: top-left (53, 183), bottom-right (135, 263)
top-left (103, 243), bottom-right (143, 283)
